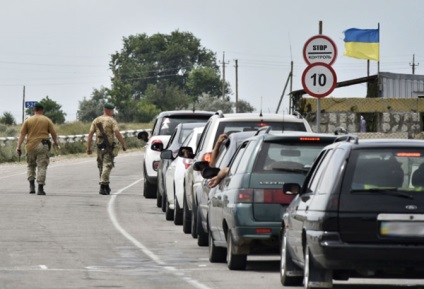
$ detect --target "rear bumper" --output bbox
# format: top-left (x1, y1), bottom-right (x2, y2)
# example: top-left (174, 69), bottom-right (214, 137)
top-left (230, 225), bottom-right (281, 254)
top-left (307, 231), bottom-right (424, 272)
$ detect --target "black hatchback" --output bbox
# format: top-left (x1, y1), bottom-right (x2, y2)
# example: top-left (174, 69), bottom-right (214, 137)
top-left (281, 137), bottom-right (424, 288)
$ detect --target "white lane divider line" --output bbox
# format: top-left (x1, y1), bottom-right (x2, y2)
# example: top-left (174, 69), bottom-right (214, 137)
top-left (107, 179), bottom-right (212, 289)
top-left (39, 265), bottom-right (48, 270)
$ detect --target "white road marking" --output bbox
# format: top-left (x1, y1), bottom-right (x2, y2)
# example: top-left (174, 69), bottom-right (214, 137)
top-left (39, 265), bottom-right (48, 270)
top-left (107, 179), bottom-right (213, 289)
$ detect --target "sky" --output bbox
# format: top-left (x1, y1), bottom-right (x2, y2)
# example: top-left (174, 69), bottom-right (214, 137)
top-left (1, 0), bottom-right (423, 123)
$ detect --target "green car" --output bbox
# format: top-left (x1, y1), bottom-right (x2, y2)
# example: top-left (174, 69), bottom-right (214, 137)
top-left (206, 131), bottom-right (339, 270)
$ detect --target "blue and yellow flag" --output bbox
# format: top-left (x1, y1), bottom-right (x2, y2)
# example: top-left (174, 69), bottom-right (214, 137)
top-left (343, 28), bottom-right (379, 61)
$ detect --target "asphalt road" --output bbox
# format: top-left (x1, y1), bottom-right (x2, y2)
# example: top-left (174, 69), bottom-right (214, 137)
top-left (1, 151), bottom-right (423, 289)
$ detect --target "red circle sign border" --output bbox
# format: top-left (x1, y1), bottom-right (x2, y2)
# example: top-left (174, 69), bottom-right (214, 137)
top-left (301, 63), bottom-right (337, 98)
top-left (303, 35), bottom-right (338, 66)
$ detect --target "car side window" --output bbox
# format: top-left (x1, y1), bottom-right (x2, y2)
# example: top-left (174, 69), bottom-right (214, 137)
top-left (196, 121), bottom-right (211, 154)
top-left (151, 118), bottom-right (160, 135)
top-left (315, 148), bottom-right (346, 195)
top-left (229, 142), bottom-right (249, 175)
top-left (305, 149), bottom-right (333, 194)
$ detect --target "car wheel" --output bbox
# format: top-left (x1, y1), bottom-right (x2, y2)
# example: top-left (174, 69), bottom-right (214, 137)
top-left (161, 191), bottom-right (167, 213)
top-left (182, 192), bottom-right (191, 234)
top-left (190, 201), bottom-right (198, 239)
top-left (143, 166), bottom-right (156, 199)
top-left (156, 187), bottom-right (162, 208)
top-left (208, 230), bottom-right (226, 263)
top-left (280, 229), bottom-right (303, 286)
top-left (304, 243), bottom-right (333, 289)
top-left (196, 208), bottom-right (208, 246)
top-left (173, 192), bottom-right (183, 225)
top-left (226, 230), bottom-right (247, 270)
top-left (165, 198), bottom-right (174, 221)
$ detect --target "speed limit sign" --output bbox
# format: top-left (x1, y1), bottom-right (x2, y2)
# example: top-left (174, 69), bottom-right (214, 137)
top-left (301, 63), bottom-right (337, 98)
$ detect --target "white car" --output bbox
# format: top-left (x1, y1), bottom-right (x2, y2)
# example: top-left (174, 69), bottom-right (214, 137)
top-left (140, 110), bottom-right (214, 198)
top-left (163, 126), bottom-right (205, 225)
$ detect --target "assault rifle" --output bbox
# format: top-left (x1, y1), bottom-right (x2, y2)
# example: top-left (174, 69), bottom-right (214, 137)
top-left (96, 122), bottom-right (115, 167)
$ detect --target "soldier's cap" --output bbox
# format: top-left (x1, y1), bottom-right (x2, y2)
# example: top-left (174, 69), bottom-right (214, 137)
top-left (34, 102), bottom-right (44, 109)
top-left (104, 102), bottom-right (115, 109)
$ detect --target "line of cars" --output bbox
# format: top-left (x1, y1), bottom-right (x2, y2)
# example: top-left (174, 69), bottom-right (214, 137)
top-left (139, 110), bottom-right (424, 288)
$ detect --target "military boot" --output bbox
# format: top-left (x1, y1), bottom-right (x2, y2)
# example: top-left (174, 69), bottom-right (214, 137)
top-left (106, 184), bottom-right (111, 195)
top-left (29, 180), bottom-right (35, 194)
top-left (99, 184), bottom-right (108, 195)
top-left (37, 184), bottom-right (46, 195)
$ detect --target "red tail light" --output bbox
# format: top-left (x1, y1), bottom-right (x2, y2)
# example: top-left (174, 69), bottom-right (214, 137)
top-left (151, 139), bottom-right (163, 151)
top-left (254, 189), bottom-right (294, 204)
top-left (152, 161), bottom-right (160, 171)
top-left (183, 159), bottom-right (192, 169)
top-left (202, 152), bottom-right (212, 163)
top-left (236, 189), bottom-right (254, 203)
top-left (256, 228), bottom-right (271, 234)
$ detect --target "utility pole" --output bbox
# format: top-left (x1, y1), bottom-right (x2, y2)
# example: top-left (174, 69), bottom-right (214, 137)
top-left (410, 54), bottom-right (419, 75)
top-left (234, 59), bottom-right (239, 112)
top-left (220, 52), bottom-right (230, 98)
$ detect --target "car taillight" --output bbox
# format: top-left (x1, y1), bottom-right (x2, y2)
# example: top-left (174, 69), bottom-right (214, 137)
top-left (236, 189), bottom-right (254, 203)
top-left (151, 139), bottom-right (163, 151)
top-left (254, 189), bottom-right (294, 204)
top-left (256, 228), bottom-right (271, 234)
top-left (152, 161), bottom-right (160, 171)
top-left (183, 159), bottom-right (192, 169)
top-left (202, 152), bottom-right (212, 163)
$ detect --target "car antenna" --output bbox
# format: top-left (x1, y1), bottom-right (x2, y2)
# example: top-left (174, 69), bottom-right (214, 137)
top-left (259, 96), bottom-right (263, 117)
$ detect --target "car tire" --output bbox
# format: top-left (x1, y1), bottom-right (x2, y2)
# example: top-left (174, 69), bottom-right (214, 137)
top-left (190, 201), bottom-right (198, 239)
top-left (174, 192), bottom-right (183, 225)
top-left (226, 230), bottom-right (247, 270)
top-left (182, 192), bottom-right (191, 234)
top-left (196, 208), bottom-right (208, 246)
top-left (161, 191), bottom-right (167, 213)
top-left (208, 230), bottom-right (226, 263)
top-left (165, 198), bottom-right (174, 221)
top-left (280, 229), bottom-right (303, 286)
top-left (143, 165), bottom-right (156, 199)
top-left (156, 187), bottom-right (162, 208)
top-left (304, 243), bottom-right (333, 289)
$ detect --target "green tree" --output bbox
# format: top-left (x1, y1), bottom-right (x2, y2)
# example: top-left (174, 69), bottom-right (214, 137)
top-left (108, 30), bottom-right (224, 118)
top-left (194, 95), bottom-right (233, 113)
top-left (0, 112), bottom-right (16, 125)
top-left (25, 96), bottom-right (66, 124)
top-left (77, 87), bottom-right (110, 122)
top-left (236, 99), bottom-right (255, 113)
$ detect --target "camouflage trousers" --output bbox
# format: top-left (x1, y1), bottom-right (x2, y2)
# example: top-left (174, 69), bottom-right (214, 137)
top-left (96, 149), bottom-right (114, 185)
top-left (26, 142), bottom-right (50, 185)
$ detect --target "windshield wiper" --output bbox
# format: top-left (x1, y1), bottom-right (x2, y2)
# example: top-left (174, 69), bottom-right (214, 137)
top-left (350, 188), bottom-right (414, 199)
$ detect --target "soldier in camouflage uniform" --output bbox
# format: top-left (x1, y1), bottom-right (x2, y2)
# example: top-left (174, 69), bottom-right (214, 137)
top-left (86, 103), bottom-right (127, 195)
top-left (16, 102), bottom-right (59, 195)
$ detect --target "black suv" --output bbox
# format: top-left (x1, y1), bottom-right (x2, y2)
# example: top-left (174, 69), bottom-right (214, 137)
top-left (280, 137), bottom-right (424, 288)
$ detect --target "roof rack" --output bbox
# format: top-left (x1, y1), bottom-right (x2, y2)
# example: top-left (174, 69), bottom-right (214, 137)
top-left (255, 126), bottom-right (272, 136)
top-left (334, 134), bottom-right (359, 144)
top-left (215, 110), bottom-right (224, 118)
top-left (292, 111), bottom-right (304, 119)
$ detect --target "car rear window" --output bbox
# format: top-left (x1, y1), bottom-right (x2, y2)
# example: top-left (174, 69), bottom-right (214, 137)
top-left (159, 115), bottom-right (211, 135)
top-left (253, 142), bottom-right (328, 173)
top-left (348, 149), bottom-right (424, 192)
top-left (214, 121), bottom-right (306, 144)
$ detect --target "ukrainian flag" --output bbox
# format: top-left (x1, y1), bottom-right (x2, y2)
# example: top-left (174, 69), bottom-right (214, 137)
top-left (344, 28), bottom-right (379, 61)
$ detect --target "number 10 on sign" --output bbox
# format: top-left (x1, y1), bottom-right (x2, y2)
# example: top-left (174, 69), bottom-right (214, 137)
top-left (301, 63), bottom-right (337, 98)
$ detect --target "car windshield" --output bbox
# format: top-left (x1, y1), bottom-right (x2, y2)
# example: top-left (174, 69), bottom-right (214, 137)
top-left (253, 142), bottom-right (325, 174)
top-left (349, 149), bottom-right (424, 192)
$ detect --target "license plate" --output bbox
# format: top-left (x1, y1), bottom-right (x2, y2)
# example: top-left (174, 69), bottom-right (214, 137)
top-left (380, 221), bottom-right (424, 237)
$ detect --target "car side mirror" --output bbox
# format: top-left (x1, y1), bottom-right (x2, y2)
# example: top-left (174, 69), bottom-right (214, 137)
top-left (282, 183), bottom-right (301, 195)
top-left (178, 146), bottom-right (194, 158)
top-left (201, 167), bottom-right (220, 179)
top-left (160, 149), bottom-right (173, 160)
top-left (193, 161), bottom-right (210, 172)
top-left (137, 131), bottom-right (149, 142)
